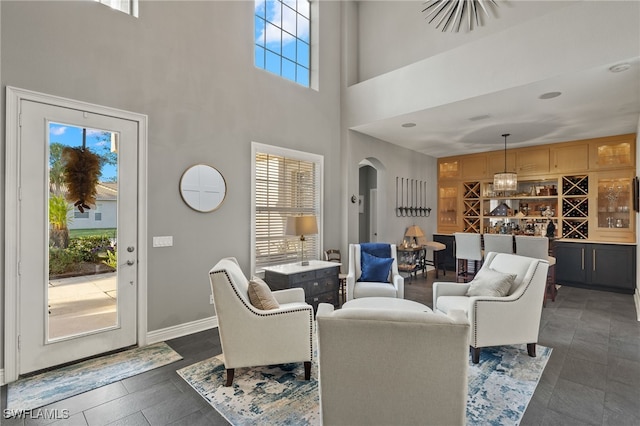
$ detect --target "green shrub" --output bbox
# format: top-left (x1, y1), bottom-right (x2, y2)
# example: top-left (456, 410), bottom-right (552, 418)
top-left (104, 247), bottom-right (117, 269)
top-left (49, 248), bottom-right (79, 275)
top-left (67, 235), bottom-right (113, 262)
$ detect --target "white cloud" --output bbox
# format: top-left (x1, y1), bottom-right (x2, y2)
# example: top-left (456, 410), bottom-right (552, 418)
top-left (86, 129), bottom-right (106, 137)
top-left (50, 126), bottom-right (67, 136)
top-left (256, 0), bottom-right (308, 46)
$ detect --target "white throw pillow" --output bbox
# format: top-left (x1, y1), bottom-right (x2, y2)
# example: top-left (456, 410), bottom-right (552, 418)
top-left (465, 268), bottom-right (516, 297)
top-left (248, 277), bottom-right (280, 310)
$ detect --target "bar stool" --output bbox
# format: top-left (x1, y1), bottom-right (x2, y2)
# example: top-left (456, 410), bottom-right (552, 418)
top-left (482, 234), bottom-right (514, 256)
top-left (454, 232), bottom-right (483, 283)
top-left (424, 241), bottom-right (446, 278)
top-left (324, 249), bottom-right (347, 303)
top-left (514, 236), bottom-right (557, 305)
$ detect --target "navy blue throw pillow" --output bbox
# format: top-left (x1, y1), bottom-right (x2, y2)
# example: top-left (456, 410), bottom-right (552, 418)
top-left (359, 251), bottom-right (394, 283)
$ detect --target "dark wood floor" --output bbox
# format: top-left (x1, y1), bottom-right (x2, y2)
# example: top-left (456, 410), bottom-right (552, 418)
top-left (2, 269), bottom-right (639, 425)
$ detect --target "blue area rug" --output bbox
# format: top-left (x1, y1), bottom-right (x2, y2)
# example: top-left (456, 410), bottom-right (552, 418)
top-left (178, 344), bottom-right (551, 425)
top-left (7, 342), bottom-right (182, 411)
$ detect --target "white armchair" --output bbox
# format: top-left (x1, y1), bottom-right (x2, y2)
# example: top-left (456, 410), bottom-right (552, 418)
top-left (433, 252), bottom-right (549, 364)
top-left (316, 303), bottom-right (470, 425)
top-left (346, 243), bottom-right (404, 301)
top-left (209, 257), bottom-right (314, 385)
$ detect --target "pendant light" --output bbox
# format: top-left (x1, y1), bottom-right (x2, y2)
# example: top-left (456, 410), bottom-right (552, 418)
top-left (493, 133), bottom-right (517, 192)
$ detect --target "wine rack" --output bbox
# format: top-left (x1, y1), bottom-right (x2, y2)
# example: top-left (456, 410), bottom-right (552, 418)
top-left (562, 175), bottom-right (588, 196)
top-left (562, 198), bottom-right (588, 217)
top-left (561, 175), bottom-right (589, 239)
top-left (562, 220), bottom-right (589, 239)
top-left (463, 181), bottom-right (481, 198)
top-left (462, 181), bottom-right (481, 233)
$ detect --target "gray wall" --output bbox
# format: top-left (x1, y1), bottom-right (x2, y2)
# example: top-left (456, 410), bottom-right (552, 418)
top-left (355, 0), bottom-right (574, 82)
top-left (0, 0), bottom-right (443, 376)
top-left (0, 0), bottom-right (343, 370)
top-left (346, 130), bottom-right (438, 250)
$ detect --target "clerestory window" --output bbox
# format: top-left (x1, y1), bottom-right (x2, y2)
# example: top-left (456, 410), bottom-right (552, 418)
top-left (95, 0), bottom-right (138, 17)
top-left (254, 0), bottom-right (310, 87)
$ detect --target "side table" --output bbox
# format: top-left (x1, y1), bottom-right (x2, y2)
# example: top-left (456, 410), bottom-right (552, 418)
top-left (397, 246), bottom-right (426, 282)
top-left (263, 260), bottom-right (340, 312)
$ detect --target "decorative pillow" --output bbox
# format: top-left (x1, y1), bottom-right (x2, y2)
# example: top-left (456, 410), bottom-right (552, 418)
top-left (359, 251), bottom-right (394, 283)
top-left (465, 268), bottom-right (516, 297)
top-left (248, 277), bottom-right (280, 310)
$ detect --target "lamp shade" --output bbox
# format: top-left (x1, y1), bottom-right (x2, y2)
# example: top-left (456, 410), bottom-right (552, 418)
top-left (285, 215), bottom-right (318, 237)
top-left (404, 225), bottom-right (425, 238)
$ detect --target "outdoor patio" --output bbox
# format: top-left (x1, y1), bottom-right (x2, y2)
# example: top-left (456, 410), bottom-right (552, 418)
top-left (48, 272), bottom-right (117, 339)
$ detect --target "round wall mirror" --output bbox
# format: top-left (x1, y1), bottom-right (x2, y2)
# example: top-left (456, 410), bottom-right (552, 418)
top-left (179, 164), bottom-right (227, 212)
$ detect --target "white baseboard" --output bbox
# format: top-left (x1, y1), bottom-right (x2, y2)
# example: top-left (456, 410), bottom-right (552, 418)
top-left (146, 315), bottom-right (218, 345)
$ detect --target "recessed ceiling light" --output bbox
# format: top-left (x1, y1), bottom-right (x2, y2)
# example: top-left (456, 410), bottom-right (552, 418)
top-left (401, 123), bottom-right (416, 128)
top-left (539, 91), bottom-right (562, 100)
top-left (609, 63), bottom-right (631, 73)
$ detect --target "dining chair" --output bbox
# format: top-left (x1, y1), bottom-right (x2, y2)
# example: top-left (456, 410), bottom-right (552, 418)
top-left (453, 232), bottom-right (483, 283)
top-left (324, 249), bottom-right (347, 302)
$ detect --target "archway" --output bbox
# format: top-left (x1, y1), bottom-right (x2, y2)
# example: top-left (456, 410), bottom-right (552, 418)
top-left (358, 157), bottom-right (386, 243)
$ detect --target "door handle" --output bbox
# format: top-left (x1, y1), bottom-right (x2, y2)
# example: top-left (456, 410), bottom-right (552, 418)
top-left (581, 248), bottom-right (584, 270)
top-left (126, 260), bottom-right (135, 266)
top-left (593, 249), bottom-right (596, 272)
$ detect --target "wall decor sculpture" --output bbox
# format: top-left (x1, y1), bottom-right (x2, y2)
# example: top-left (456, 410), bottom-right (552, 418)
top-left (395, 177), bottom-right (432, 217)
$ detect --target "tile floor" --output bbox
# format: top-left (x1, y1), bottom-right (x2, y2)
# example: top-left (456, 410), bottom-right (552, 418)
top-left (1, 270), bottom-right (639, 425)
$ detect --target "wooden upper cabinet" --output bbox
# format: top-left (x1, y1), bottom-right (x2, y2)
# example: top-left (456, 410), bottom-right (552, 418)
top-left (460, 155), bottom-right (487, 179)
top-left (516, 148), bottom-right (549, 176)
top-left (487, 151), bottom-right (516, 176)
top-left (438, 158), bottom-right (460, 180)
top-left (551, 143), bottom-right (589, 173)
top-left (589, 134), bottom-right (635, 170)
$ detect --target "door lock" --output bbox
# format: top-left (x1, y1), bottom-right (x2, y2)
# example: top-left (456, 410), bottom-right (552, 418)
top-left (127, 246), bottom-right (135, 252)
top-left (126, 260), bottom-right (135, 266)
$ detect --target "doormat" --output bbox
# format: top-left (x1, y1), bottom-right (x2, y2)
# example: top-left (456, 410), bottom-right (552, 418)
top-left (6, 342), bottom-right (182, 412)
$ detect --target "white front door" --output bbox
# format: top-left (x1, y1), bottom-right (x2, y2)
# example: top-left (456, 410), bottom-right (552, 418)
top-left (14, 99), bottom-right (138, 375)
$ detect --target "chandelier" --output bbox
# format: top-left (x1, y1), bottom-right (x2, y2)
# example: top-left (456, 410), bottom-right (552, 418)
top-left (422, 0), bottom-right (498, 33)
top-left (493, 133), bottom-right (517, 192)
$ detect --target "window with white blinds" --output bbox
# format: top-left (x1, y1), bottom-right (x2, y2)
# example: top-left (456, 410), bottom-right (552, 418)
top-left (252, 143), bottom-right (322, 272)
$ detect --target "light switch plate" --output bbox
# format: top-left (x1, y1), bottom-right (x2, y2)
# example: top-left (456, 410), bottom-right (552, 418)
top-left (153, 236), bottom-right (173, 247)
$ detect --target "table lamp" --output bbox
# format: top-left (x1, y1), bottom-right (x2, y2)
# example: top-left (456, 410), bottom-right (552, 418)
top-left (286, 215), bottom-right (318, 265)
top-left (404, 225), bottom-right (425, 247)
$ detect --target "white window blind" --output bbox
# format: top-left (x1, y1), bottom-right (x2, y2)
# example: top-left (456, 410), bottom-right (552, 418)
top-left (253, 144), bottom-right (322, 271)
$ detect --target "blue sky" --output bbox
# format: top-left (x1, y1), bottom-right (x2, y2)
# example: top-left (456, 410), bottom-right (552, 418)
top-left (49, 122), bottom-right (118, 181)
top-left (254, 0), bottom-right (310, 86)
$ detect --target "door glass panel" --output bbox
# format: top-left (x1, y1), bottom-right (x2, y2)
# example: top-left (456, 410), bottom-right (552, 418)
top-left (48, 122), bottom-right (119, 341)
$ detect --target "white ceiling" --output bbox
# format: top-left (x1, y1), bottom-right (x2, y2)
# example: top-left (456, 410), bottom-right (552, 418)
top-left (347, 1), bottom-right (640, 159)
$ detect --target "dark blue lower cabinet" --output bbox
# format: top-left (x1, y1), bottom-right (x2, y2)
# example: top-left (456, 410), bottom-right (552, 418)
top-left (555, 242), bottom-right (636, 294)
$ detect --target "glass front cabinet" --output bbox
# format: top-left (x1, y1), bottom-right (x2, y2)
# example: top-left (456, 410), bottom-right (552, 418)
top-left (591, 170), bottom-right (635, 243)
top-left (438, 183), bottom-right (459, 233)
